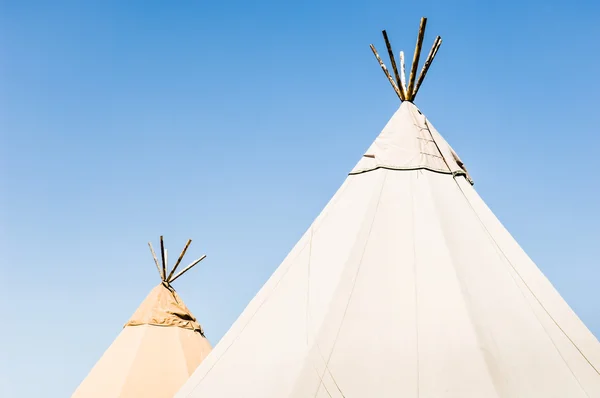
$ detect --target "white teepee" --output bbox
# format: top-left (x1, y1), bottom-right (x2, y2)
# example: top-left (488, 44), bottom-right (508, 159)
top-left (176, 18), bottom-right (600, 398)
top-left (73, 237), bottom-right (212, 398)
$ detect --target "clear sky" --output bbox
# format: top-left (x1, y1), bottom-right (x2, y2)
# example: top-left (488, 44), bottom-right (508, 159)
top-left (1, 1), bottom-right (599, 396)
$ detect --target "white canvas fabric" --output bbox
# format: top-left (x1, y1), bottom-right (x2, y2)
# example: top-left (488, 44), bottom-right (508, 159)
top-left (176, 101), bottom-right (600, 397)
top-left (350, 102), bottom-right (471, 182)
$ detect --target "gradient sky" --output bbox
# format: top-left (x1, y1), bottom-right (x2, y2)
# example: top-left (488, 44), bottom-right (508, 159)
top-left (1, 1), bottom-right (599, 397)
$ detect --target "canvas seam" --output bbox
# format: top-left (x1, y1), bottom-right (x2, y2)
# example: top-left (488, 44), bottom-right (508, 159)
top-left (311, 171), bottom-right (388, 398)
top-left (409, 172), bottom-right (421, 397)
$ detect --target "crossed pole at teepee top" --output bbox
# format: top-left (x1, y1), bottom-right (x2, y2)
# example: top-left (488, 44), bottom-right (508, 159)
top-left (148, 236), bottom-right (206, 285)
top-left (370, 17), bottom-right (442, 102)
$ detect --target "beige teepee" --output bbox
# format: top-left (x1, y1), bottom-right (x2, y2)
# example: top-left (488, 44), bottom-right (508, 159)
top-left (73, 237), bottom-right (212, 398)
top-left (175, 18), bottom-right (600, 398)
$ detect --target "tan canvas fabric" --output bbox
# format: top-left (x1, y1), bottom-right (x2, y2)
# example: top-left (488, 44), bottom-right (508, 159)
top-left (176, 102), bottom-right (600, 397)
top-left (125, 283), bottom-right (204, 333)
top-left (73, 284), bottom-right (211, 398)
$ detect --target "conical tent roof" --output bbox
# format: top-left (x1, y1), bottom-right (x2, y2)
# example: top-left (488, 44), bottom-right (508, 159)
top-left (176, 19), bottom-right (600, 398)
top-left (73, 237), bottom-right (211, 398)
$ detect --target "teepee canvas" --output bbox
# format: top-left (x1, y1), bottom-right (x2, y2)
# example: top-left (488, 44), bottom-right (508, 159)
top-left (73, 237), bottom-right (212, 398)
top-left (176, 18), bottom-right (600, 398)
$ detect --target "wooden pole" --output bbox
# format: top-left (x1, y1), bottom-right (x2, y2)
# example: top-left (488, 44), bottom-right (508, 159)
top-left (382, 30), bottom-right (406, 100)
top-left (148, 242), bottom-right (163, 280)
top-left (399, 51), bottom-right (407, 98)
top-left (164, 249), bottom-right (168, 280)
top-left (160, 236), bottom-right (167, 282)
top-left (167, 239), bottom-right (192, 282)
top-left (406, 17), bottom-right (427, 101)
top-left (413, 36), bottom-right (442, 100)
top-left (169, 255), bottom-right (207, 284)
top-left (370, 44), bottom-right (403, 100)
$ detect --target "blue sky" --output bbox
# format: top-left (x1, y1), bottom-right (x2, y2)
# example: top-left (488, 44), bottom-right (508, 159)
top-left (1, 1), bottom-right (599, 396)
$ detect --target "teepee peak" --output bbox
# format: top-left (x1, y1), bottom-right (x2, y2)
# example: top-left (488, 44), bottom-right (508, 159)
top-left (72, 237), bottom-right (212, 398)
top-left (174, 19), bottom-right (600, 398)
top-left (129, 236), bottom-right (208, 333)
top-left (370, 17), bottom-right (441, 102)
